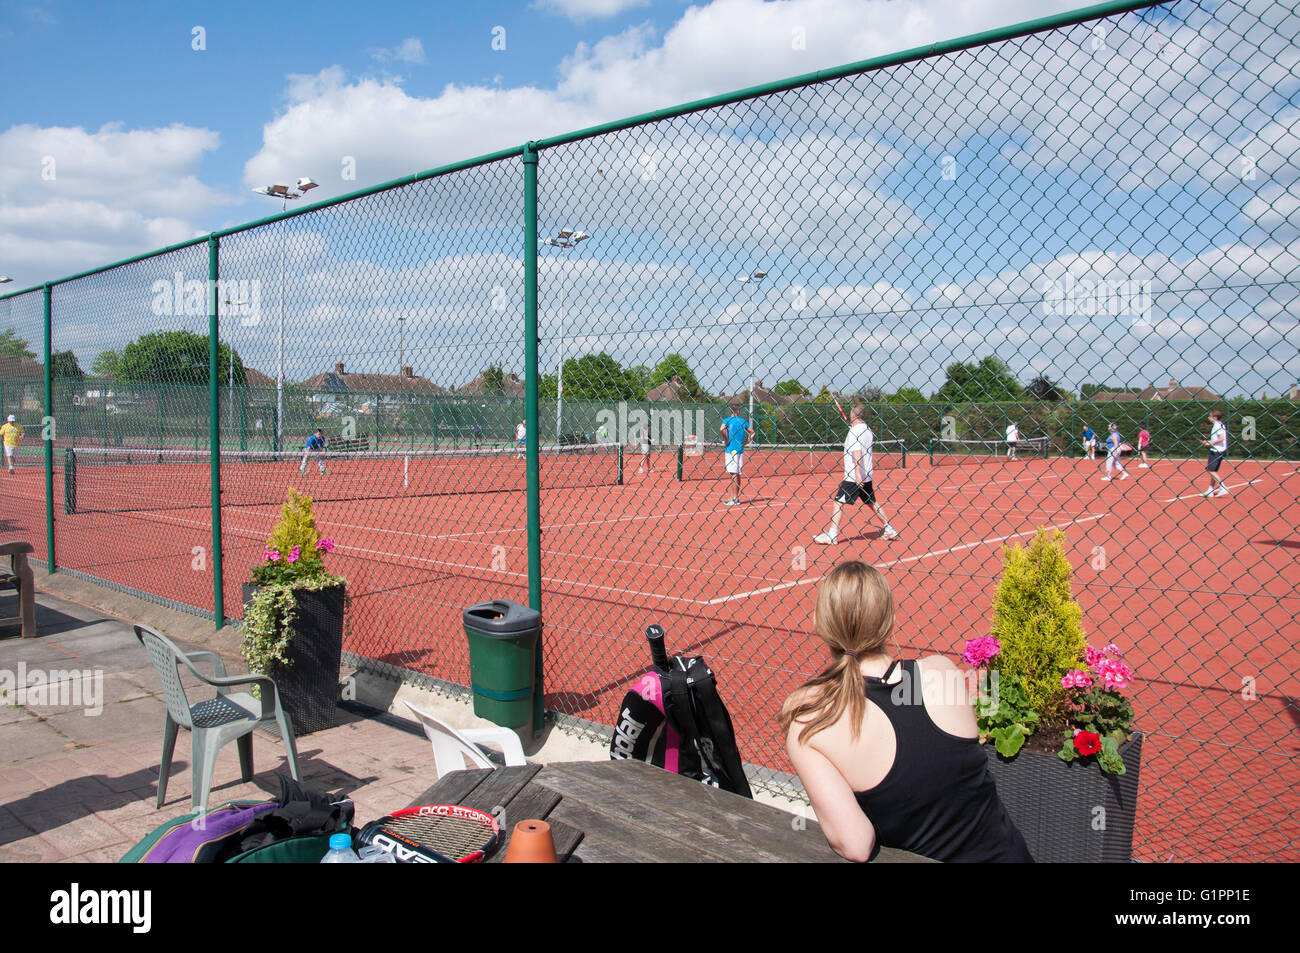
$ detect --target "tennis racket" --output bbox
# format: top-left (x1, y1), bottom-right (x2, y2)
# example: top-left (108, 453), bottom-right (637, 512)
top-left (831, 391), bottom-right (850, 423)
top-left (357, 804), bottom-right (501, 863)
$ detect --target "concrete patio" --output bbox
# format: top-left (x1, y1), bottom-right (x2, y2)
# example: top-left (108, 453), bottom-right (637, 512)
top-left (0, 568), bottom-right (612, 862)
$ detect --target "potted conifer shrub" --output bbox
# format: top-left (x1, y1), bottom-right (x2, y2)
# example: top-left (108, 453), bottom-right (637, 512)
top-left (241, 489), bottom-right (346, 735)
top-left (963, 527), bottom-right (1143, 862)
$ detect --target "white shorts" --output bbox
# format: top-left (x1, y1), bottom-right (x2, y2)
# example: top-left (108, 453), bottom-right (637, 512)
top-left (3, 445), bottom-right (15, 461)
top-left (725, 450), bottom-right (743, 474)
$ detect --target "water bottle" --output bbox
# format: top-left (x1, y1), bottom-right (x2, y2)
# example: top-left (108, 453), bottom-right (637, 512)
top-left (320, 832), bottom-right (360, 863)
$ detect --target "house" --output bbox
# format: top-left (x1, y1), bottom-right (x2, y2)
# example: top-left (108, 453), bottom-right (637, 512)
top-left (720, 380), bottom-right (813, 407)
top-left (1286, 384), bottom-right (1299, 400)
top-left (298, 362), bottom-right (447, 413)
top-left (1089, 390), bottom-right (1141, 402)
top-left (646, 375), bottom-right (690, 402)
top-left (243, 367), bottom-right (275, 389)
top-left (1138, 378), bottom-right (1221, 402)
top-left (455, 370), bottom-right (524, 396)
top-left (0, 355), bottom-right (44, 411)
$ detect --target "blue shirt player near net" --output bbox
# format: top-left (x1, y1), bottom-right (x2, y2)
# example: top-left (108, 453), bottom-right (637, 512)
top-left (300, 429), bottom-right (327, 474)
top-left (719, 404), bottom-right (755, 506)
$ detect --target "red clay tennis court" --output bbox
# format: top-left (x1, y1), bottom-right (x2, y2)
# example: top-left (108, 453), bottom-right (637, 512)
top-left (17, 444), bottom-right (1297, 861)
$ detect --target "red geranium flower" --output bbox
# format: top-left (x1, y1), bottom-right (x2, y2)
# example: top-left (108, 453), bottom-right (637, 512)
top-left (1073, 730), bottom-right (1102, 756)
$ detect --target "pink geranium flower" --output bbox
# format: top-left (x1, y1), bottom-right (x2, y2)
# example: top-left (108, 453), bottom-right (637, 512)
top-left (263, 549), bottom-right (280, 562)
top-left (1062, 669), bottom-right (1093, 689)
top-left (316, 538), bottom-right (335, 553)
top-left (962, 637), bottom-right (1001, 667)
top-left (1096, 658), bottom-right (1134, 690)
top-left (287, 545), bottom-right (300, 564)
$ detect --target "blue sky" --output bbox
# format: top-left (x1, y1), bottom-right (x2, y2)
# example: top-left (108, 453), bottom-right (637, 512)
top-left (1, 0), bottom-right (1297, 399)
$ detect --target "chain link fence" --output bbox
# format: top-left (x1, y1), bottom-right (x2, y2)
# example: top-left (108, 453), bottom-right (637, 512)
top-left (1, 0), bottom-right (1295, 861)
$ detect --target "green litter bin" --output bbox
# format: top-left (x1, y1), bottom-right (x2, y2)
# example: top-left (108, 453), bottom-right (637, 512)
top-left (463, 599), bottom-right (542, 733)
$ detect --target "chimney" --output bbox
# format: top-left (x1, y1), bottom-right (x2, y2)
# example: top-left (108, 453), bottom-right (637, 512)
top-left (403, 366), bottom-right (413, 378)
top-left (335, 362), bottom-right (345, 376)
top-left (1168, 378), bottom-right (1176, 388)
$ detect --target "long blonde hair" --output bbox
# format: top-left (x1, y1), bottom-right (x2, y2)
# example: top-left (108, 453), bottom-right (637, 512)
top-left (779, 562), bottom-right (896, 744)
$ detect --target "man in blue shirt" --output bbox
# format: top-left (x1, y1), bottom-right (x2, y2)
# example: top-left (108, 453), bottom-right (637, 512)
top-left (1082, 425), bottom-right (1097, 460)
top-left (719, 404), bottom-right (754, 505)
top-left (300, 429), bottom-right (327, 474)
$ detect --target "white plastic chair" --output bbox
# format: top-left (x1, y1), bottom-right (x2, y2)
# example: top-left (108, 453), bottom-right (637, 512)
top-left (404, 701), bottom-right (526, 775)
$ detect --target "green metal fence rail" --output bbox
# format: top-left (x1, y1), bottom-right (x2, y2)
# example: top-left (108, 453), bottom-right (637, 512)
top-left (2, 0), bottom-right (1297, 862)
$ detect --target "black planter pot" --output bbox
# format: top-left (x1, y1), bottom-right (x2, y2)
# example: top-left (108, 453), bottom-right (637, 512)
top-left (985, 732), bottom-right (1143, 863)
top-left (241, 583), bottom-right (345, 736)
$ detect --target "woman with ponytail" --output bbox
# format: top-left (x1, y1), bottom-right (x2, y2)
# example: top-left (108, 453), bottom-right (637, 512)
top-left (780, 562), bottom-right (1031, 862)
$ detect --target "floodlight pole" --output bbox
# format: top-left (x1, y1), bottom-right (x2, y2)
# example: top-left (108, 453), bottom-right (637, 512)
top-left (253, 179), bottom-right (316, 452)
top-left (541, 229), bottom-right (592, 442)
top-left (737, 270), bottom-right (767, 427)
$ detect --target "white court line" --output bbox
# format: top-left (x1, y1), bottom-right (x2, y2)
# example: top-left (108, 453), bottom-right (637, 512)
top-left (705, 512), bottom-right (1108, 605)
top-left (1160, 478), bottom-right (1262, 503)
top-left (337, 541), bottom-right (709, 605)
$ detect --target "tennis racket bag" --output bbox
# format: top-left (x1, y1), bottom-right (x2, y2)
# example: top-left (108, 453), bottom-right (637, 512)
top-left (120, 775), bottom-right (354, 863)
top-left (609, 626), bottom-right (752, 799)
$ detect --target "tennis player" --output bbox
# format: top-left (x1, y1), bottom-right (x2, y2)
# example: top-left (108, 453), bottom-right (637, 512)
top-left (1, 415), bottom-right (23, 474)
top-left (639, 426), bottom-right (653, 473)
top-left (1137, 427), bottom-right (1151, 467)
top-left (1005, 422), bottom-right (1019, 460)
top-left (1101, 423), bottom-right (1128, 482)
top-left (1082, 425), bottom-right (1097, 460)
top-left (814, 405), bottom-right (898, 543)
top-left (719, 404), bottom-right (754, 505)
top-left (1200, 411), bottom-right (1229, 498)
top-left (516, 421), bottom-right (526, 457)
top-left (300, 429), bottom-right (327, 474)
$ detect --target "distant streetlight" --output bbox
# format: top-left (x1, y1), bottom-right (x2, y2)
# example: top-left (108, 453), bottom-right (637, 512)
top-left (224, 297), bottom-right (248, 435)
top-left (252, 177), bottom-right (317, 451)
top-left (736, 269), bottom-right (768, 425)
top-left (541, 227), bottom-right (592, 442)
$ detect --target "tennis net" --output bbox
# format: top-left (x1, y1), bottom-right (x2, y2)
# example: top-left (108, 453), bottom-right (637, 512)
top-left (679, 440), bottom-right (906, 482)
top-left (929, 436), bottom-right (1050, 465)
top-left (64, 443), bottom-right (624, 514)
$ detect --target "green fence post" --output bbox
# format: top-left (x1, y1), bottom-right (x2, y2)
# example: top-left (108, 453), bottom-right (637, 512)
top-left (43, 283), bottom-right (56, 573)
top-left (208, 236), bottom-right (224, 628)
top-left (523, 140), bottom-right (543, 739)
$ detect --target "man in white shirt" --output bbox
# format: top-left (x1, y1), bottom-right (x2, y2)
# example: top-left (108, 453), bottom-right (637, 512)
top-left (813, 404), bottom-right (899, 544)
top-left (516, 421), bottom-right (526, 458)
top-left (1005, 422), bottom-right (1019, 460)
top-left (1201, 410), bottom-right (1229, 497)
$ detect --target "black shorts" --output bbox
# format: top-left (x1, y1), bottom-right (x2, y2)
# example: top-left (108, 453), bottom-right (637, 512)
top-left (1206, 451), bottom-right (1226, 472)
top-left (835, 480), bottom-right (875, 505)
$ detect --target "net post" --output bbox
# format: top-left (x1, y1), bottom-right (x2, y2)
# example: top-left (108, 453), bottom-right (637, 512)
top-left (208, 235), bottom-right (224, 628)
top-left (43, 282), bottom-right (56, 572)
top-left (676, 444), bottom-right (683, 481)
top-left (522, 140), bottom-right (544, 740)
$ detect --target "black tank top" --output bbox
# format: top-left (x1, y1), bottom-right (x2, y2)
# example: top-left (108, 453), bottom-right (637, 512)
top-left (854, 660), bottom-right (1032, 862)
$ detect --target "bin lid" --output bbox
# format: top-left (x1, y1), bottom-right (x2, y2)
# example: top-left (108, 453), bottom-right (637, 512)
top-left (463, 599), bottom-right (541, 635)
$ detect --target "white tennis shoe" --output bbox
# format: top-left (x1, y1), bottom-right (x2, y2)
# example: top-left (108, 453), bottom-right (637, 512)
top-left (880, 526), bottom-right (899, 540)
top-left (1214, 487), bottom-right (1230, 497)
top-left (813, 532), bottom-right (837, 545)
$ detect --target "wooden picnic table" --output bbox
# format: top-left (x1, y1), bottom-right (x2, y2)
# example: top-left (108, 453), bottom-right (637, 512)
top-left (0, 540), bottom-right (36, 639)
top-left (411, 759), bottom-right (932, 863)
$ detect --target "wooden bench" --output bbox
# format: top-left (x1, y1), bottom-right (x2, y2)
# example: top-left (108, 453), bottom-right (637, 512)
top-left (0, 541), bottom-right (36, 639)
top-left (330, 434), bottom-right (371, 453)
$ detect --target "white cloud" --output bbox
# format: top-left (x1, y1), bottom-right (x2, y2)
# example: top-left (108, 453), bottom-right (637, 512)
top-left (0, 122), bottom-right (224, 280)
top-left (532, 0), bottom-right (651, 21)
top-left (369, 37), bottom-right (426, 64)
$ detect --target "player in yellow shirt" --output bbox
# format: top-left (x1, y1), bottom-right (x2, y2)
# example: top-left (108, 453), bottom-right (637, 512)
top-left (1, 415), bottom-right (23, 474)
